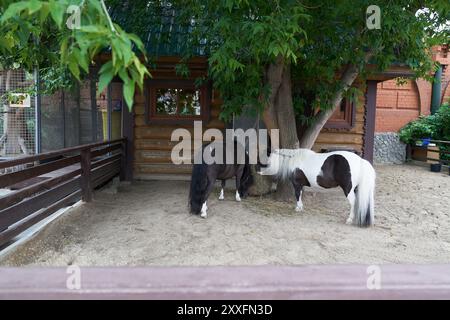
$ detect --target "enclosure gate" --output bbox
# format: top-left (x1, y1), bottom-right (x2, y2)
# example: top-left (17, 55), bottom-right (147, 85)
top-left (0, 138), bottom-right (126, 248)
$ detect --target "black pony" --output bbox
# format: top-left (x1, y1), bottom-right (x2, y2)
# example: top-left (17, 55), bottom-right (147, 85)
top-left (189, 140), bottom-right (253, 218)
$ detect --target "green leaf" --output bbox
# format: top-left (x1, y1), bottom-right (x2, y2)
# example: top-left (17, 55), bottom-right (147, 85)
top-left (68, 60), bottom-right (80, 80)
top-left (79, 25), bottom-right (105, 33)
top-left (98, 63), bottom-right (115, 94)
top-left (1, 1), bottom-right (29, 22)
top-left (123, 79), bottom-right (135, 109)
top-left (39, 3), bottom-right (50, 23)
top-left (49, 0), bottom-right (65, 27)
top-left (28, 0), bottom-right (43, 14)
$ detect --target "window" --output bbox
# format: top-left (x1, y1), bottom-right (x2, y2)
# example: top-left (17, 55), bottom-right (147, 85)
top-left (147, 80), bottom-right (210, 124)
top-left (324, 98), bottom-right (355, 129)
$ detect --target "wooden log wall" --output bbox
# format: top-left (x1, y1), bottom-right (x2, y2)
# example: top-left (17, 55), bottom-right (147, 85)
top-left (132, 61), bottom-right (368, 179)
top-left (314, 81), bottom-right (367, 155)
top-left (133, 57), bottom-right (225, 179)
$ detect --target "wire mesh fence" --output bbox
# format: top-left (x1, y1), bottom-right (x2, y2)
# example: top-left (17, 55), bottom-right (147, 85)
top-left (0, 69), bottom-right (36, 158)
top-left (1, 67), bottom-right (122, 166)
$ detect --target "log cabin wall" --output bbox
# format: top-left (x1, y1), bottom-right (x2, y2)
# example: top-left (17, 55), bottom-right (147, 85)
top-left (131, 60), bottom-right (368, 180)
top-left (313, 81), bottom-right (367, 155)
top-left (132, 57), bottom-right (224, 179)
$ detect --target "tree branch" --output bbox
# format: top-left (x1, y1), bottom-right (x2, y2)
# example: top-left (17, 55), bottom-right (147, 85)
top-left (299, 52), bottom-right (373, 149)
top-left (100, 0), bottom-right (118, 34)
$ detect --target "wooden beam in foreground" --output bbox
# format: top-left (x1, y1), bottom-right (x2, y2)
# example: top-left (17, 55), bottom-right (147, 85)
top-left (0, 265), bottom-right (449, 299)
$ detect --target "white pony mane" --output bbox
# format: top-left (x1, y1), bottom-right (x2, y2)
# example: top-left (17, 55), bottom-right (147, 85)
top-left (267, 148), bottom-right (314, 179)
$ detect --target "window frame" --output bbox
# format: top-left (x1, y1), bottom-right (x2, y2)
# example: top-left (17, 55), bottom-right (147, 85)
top-left (146, 79), bottom-right (211, 125)
top-left (323, 98), bottom-right (356, 130)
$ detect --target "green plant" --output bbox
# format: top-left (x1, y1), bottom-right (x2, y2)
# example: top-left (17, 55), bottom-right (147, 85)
top-left (0, 0), bottom-right (150, 108)
top-left (399, 103), bottom-right (450, 162)
top-left (433, 103), bottom-right (450, 162)
top-left (398, 115), bottom-right (437, 144)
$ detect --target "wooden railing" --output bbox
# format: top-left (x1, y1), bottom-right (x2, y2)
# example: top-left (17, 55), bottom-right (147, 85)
top-left (1, 265), bottom-right (450, 299)
top-left (0, 138), bottom-right (126, 248)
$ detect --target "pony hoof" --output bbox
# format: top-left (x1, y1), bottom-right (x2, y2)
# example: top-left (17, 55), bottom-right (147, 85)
top-left (200, 212), bottom-right (207, 218)
top-left (345, 218), bottom-right (353, 225)
top-left (295, 206), bottom-right (303, 212)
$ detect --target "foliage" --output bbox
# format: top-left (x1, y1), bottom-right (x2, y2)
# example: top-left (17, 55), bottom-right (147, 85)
top-left (169, 0), bottom-right (309, 121)
top-left (1, 0), bottom-right (449, 124)
top-left (399, 103), bottom-right (450, 161)
top-left (398, 114), bottom-right (438, 144)
top-left (0, 0), bottom-right (150, 108)
top-left (433, 103), bottom-right (450, 161)
top-left (171, 0), bottom-right (449, 123)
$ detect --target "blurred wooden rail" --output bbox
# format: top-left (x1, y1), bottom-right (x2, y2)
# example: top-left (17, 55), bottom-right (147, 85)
top-left (0, 265), bottom-right (449, 299)
top-left (0, 138), bottom-right (126, 248)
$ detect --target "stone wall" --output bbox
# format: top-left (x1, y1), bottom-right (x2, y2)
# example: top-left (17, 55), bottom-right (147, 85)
top-left (374, 132), bottom-right (406, 164)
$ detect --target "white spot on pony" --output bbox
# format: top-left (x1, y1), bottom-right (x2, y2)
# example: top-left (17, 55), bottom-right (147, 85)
top-left (219, 189), bottom-right (224, 200)
top-left (295, 200), bottom-right (303, 212)
top-left (235, 191), bottom-right (241, 202)
top-left (200, 202), bottom-right (207, 218)
top-left (295, 190), bottom-right (304, 212)
top-left (346, 190), bottom-right (356, 224)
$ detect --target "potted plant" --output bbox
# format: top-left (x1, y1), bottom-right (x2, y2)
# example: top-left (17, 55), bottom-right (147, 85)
top-left (399, 103), bottom-right (450, 173)
top-left (399, 116), bottom-right (436, 162)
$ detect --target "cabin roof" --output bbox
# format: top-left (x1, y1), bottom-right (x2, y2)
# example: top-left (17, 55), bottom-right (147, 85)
top-left (109, 3), bottom-right (206, 57)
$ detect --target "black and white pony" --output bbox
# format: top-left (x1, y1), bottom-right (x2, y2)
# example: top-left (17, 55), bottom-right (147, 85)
top-left (189, 141), bottom-right (253, 218)
top-left (259, 149), bottom-right (376, 227)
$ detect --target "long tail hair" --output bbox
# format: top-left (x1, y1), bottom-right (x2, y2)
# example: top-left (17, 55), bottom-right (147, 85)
top-left (239, 162), bottom-right (254, 197)
top-left (355, 159), bottom-right (376, 227)
top-left (189, 162), bottom-right (208, 215)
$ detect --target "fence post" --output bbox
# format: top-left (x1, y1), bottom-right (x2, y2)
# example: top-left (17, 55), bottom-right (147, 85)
top-left (80, 147), bottom-right (92, 202)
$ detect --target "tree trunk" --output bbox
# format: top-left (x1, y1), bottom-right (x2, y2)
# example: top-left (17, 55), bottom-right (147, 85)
top-left (274, 64), bottom-right (299, 149)
top-left (260, 59), bottom-right (299, 201)
top-left (249, 57), bottom-right (285, 197)
top-left (262, 57), bottom-right (284, 132)
top-left (273, 64), bottom-right (299, 201)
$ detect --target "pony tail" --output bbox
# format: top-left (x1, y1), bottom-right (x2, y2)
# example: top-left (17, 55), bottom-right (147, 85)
top-left (239, 162), bottom-right (254, 197)
top-left (355, 159), bottom-right (376, 227)
top-left (189, 162), bottom-right (208, 214)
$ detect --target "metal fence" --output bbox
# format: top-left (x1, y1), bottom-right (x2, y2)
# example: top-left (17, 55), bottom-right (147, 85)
top-left (1, 68), bottom-right (122, 159)
top-left (0, 69), bottom-right (36, 158)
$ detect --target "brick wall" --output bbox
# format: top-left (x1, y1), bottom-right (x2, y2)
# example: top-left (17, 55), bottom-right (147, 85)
top-left (375, 79), bottom-right (421, 132)
top-left (375, 45), bottom-right (450, 133)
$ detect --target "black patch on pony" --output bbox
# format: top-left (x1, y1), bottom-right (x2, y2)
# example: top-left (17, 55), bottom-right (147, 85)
top-left (291, 168), bottom-right (310, 187)
top-left (239, 161), bottom-right (254, 198)
top-left (316, 154), bottom-right (352, 196)
top-left (188, 140), bottom-right (253, 215)
top-left (290, 168), bottom-right (310, 201)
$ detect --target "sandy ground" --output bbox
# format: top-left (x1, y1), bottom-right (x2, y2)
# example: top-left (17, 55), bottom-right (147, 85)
top-left (1, 164), bottom-right (450, 266)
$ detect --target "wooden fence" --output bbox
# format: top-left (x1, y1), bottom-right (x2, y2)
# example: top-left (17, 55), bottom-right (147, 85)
top-left (1, 265), bottom-right (450, 299)
top-left (0, 138), bottom-right (126, 248)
